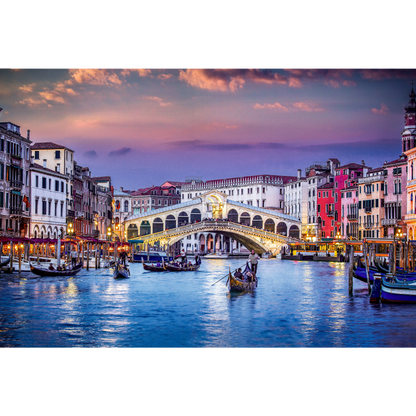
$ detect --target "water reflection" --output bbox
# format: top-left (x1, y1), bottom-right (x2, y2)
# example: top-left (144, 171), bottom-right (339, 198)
top-left (3, 259), bottom-right (416, 347)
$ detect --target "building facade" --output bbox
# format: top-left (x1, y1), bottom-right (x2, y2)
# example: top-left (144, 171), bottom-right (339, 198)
top-left (382, 155), bottom-right (407, 238)
top-left (401, 86), bottom-right (416, 240)
top-left (31, 142), bottom-right (75, 229)
top-left (340, 183), bottom-right (359, 239)
top-left (29, 163), bottom-right (67, 238)
top-left (317, 182), bottom-right (335, 238)
top-left (0, 115), bottom-right (32, 238)
top-left (358, 167), bottom-right (385, 239)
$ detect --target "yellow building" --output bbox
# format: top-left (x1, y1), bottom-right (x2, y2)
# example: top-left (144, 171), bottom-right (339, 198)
top-left (403, 87), bottom-right (416, 240)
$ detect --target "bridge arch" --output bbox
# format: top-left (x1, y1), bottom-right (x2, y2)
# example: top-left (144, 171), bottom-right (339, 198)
top-left (252, 215), bottom-right (263, 229)
top-left (166, 215), bottom-right (176, 230)
top-left (190, 208), bottom-right (201, 223)
top-left (227, 209), bottom-right (238, 222)
top-left (178, 211), bottom-right (189, 226)
top-left (289, 225), bottom-right (300, 239)
top-left (153, 218), bottom-right (164, 233)
top-left (276, 222), bottom-right (287, 236)
top-left (240, 212), bottom-right (251, 226)
top-left (140, 220), bottom-right (151, 236)
top-left (127, 224), bottom-right (138, 239)
top-left (265, 218), bottom-right (275, 233)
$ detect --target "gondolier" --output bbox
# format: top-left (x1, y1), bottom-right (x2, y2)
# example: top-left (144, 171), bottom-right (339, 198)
top-left (71, 249), bottom-right (78, 267)
top-left (248, 250), bottom-right (259, 274)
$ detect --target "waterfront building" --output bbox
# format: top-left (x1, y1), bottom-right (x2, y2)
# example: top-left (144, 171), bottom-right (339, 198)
top-left (0, 112), bottom-right (32, 238)
top-left (340, 183), bottom-right (359, 239)
top-left (304, 159), bottom-right (340, 241)
top-left (92, 176), bottom-right (113, 241)
top-left (403, 86), bottom-right (416, 240)
top-left (382, 155), bottom-right (407, 238)
top-left (284, 169), bottom-right (308, 237)
top-left (31, 142), bottom-right (75, 228)
top-left (129, 182), bottom-right (182, 215)
top-left (317, 182), bottom-right (335, 238)
top-left (358, 167), bottom-right (385, 239)
top-left (334, 160), bottom-right (371, 238)
top-left (181, 174), bottom-right (295, 210)
top-left (29, 162), bottom-right (67, 238)
top-left (113, 188), bottom-right (132, 241)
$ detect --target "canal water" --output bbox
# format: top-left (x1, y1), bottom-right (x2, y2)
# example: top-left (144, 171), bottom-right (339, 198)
top-left (1, 258), bottom-right (416, 347)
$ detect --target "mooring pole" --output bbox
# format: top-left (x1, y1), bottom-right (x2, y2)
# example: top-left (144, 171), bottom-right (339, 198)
top-left (348, 245), bottom-right (354, 296)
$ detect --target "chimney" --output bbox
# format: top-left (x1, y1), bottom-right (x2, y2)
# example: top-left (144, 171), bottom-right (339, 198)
top-left (120, 186), bottom-right (123, 192)
top-left (362, 160), bottom-right (365, 165)
top-left (27, 129), bottom-right (30, 140)
top-left (297, 169), bottom-right (301, 180)
top-left (30, 156), bottom-right (34, 165)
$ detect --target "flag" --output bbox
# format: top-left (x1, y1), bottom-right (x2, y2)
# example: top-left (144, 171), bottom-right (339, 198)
top-left (23, 195), bottom-right (31, 208)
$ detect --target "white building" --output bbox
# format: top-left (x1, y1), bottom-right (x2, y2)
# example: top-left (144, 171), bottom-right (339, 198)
top-left (113, 188), bottom-right (132, 241)
top-left (284, 169), bottom-right (308, 236)
top-left (29, 163), bottom-right (68, 238)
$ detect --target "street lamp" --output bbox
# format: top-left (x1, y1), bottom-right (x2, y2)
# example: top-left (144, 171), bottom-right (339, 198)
top-left (107, 226), bottom-right (112, 241)
top-left (67, 222), bottom-right (74, 238)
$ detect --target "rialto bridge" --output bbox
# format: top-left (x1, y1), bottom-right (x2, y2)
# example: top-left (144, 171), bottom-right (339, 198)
top-left (124, 191), bottom-right (301, 256)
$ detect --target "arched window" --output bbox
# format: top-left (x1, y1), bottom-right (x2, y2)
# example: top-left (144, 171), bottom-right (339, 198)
top-left (115, 200), bottom-right (120, 211)
top-left (124, 200), bottom-right (129, 212)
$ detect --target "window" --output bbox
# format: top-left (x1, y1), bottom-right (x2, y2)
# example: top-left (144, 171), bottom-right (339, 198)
top-left (56, 163), bottom-right (60, 173)
top-left (61, 182), bottom-right (64, 192)
top-left (60, 202), bottom-right (64, 217)
top-left (55, 150), bottom-right (61, 159)
top-left (0, 138), bottom-right (4, 152)
top-left (42, 177), bottom-right (46, 189)
top-left (42, 200), bottom-right (47, 215)
top-left (0, 163), bottom-right (3, 180)
top-left (124, 200), bottom-right (129, 212)
top-left (55, 180), bottom-right (59, 191)
top-left (49, 179), bottom-right (51, 190)
top-left (0, 192), bottom-right (3, 208)
top-left (48, 200), bottom-right (51, 215)
top-left (55, 201), bottom-right (58, 216)
top-left (35, 199), bottom-right (38, 214)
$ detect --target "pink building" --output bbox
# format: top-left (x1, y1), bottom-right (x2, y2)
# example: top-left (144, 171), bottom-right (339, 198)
top-left (382, 155), bottom-right (407, 237)
top-left (334, 162), bottom-right (369, 237)
top-left (340, 183), bottom-right (359, 239)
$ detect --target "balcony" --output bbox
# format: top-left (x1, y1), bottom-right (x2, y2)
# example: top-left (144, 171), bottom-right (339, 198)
top-left (92, 229), bottom-right (100, 238)
top-left (347, 214), bottom-right (358, 221)
top-left (405, 214), bottom-right (416, 221)
top-left (10, 180), bottom-right (23, 189)
top-left (326, 210), bottom-right (334, 217)
top-left (381, 218), bottom-right (398, 226)
top-left (9, 207), bottom-right (23, 216)
top-left (364, 222), bottom-right (374, 229)
top-left (67, 209), bottom-right (75, 218)
top-left (364, 189), bottom-right (372, 195)
top-left (364, 207), bottom-right (372, 213)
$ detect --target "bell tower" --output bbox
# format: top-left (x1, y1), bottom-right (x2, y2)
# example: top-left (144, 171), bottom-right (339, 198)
top-left (402, 84), bottom-right (416, 153)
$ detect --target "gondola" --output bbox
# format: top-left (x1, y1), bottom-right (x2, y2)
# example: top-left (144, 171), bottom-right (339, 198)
top-left (164, 262), bottom-right (201, 272)
top-left (30, 262), bottom-right (83, 277)
top-left (381, 277), bottom-right (416, 303)
top-left (227, 263), bottom-right (257, 292)
top-left (141, 258), bottom-right (166, 272)
top-left (113, 262), bottom-right (130, 279)
top-left (0, 257), bottom-right (10, 268)
top-left (164, 255), bottom-right (201, 272)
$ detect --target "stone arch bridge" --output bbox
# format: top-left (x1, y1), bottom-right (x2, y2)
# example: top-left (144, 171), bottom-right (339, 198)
top-left (124, 191), bottom-right (301, 256)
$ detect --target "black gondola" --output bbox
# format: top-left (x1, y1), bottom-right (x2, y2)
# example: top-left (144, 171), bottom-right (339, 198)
top-left (141, 258), bottom-right (165, 272)
top-left (113, 262), bottom-right (130, 279)
top-left (30, 262), bottom-right (83, 277)
top-left (0, 257), bottom-right (11, 268)
top-left (164, 255), bottom-right (201, 272)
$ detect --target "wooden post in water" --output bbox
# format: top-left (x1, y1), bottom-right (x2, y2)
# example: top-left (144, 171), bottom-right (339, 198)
top-left (18, 244), bottom-right (22, 273)
top-left (348, 245), bottom-right (354, 295)
top-left (86, 243), bottom-right (90, 271)
top-left (81, 242), bottom-right (85, 268)
top-left (10, 241), bottom-right (14, 272)
top-left (95, 244), bottom-right (98, 269)
top-left (364, 243), bottom-right (371, 293)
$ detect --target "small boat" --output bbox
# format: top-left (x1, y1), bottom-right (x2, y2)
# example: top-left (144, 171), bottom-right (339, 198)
top-left (113, 262), bottom-right (130, 279)
top-left (381, 277), bottom-right (416, 303)
top-left (30, 262), bottom-right (83, 277)
top-left (164, 255), bottom-right (201, 272)
top-left (133, 250), bottom-right (173, 263)
top-left (0, 257), bottom-right (10, 268)
top-left (141, 258), bottom-right (165, 272)
top-left (227, 263), bottom-right (257, 292)
top-left (262, 252), bottom-right (272, 259)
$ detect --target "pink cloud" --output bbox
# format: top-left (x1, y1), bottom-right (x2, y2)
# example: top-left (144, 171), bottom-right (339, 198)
top-left (19, 83), bottom-right (36, 93)
top-left (254, 101), bottom-right (323, 112)
top-left (17, 97), bottom-right (47, 107)
top-left (371, 103), bottom-right (389, 115)
top-left (122, 69), bottom-right (152, 77)
top-left (342, 80), bottom-right (356, 87)
top-left (158, 74), bottom-right (174, 80)
top-left (360, 69), bottom-right (416, 80)
top-left (145, 96), bottom-right (172, 106)
top-left (178, 69), bottom-right (287, 92)
top-left (39, 90), bottom-right (66, 104)
top-left (68, 69), bottom-right (122, 85)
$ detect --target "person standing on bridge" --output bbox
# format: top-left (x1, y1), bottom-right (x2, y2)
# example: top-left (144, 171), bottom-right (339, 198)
top-left (249, 250), bottom-right (259, 274)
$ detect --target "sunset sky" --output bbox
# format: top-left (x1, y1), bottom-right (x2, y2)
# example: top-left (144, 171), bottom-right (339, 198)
top-left (1, 68), bottom-right (416, 189)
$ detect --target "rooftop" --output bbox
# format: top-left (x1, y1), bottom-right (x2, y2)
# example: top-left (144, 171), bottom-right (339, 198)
top-left (31, 163), bottom-right (67, 177)
top-left (31, 142), bottom-right (74, 152)
top-left (336, 162), bottom-right (368, 171)
top-left (318, 182), bottom-right (334, 189)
